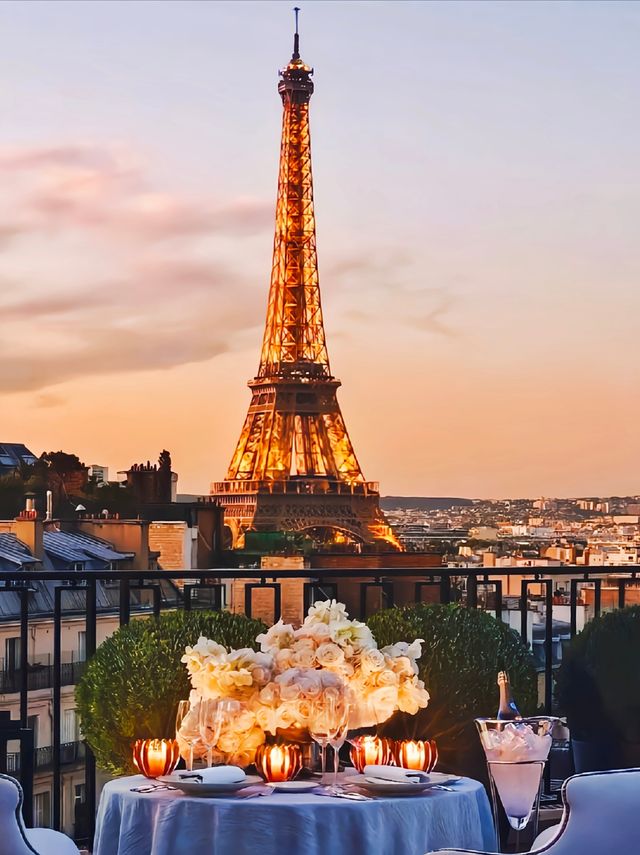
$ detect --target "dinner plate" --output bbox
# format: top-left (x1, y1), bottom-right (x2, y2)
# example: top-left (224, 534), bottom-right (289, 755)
top-left (271, 780), bottom-right (319, 793)
top-left (157, 773), bottom-right (262, 796)
top-left (344, 772), bottom-right (460, 796)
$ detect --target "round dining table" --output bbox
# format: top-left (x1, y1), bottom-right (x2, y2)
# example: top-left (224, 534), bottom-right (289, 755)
top-left (93, 773), bottom-right (495, 855)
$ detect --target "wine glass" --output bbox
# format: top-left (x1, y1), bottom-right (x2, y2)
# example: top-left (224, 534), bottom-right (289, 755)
top-left (327, 693), bottom-right (350, 788)
top-left (309, 696), bottom-right (335, 784)
top-left (175, 700), bottom-right (198, 771)
top-left (198, 699), bottom-right (224, 768)
top-left (345, 698), bottom-right (378, 747)
top-left (213, 699), bottom-right (242, 762)
top-left (310, 688), bottom-right (347, 785)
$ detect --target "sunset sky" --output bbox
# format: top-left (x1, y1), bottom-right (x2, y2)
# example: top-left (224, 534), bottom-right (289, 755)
top-left (1, 0), bottom-right (638, 499)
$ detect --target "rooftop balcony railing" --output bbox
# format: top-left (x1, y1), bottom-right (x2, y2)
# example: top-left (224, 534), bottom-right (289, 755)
top-left (0, 564), bottom-right (638, 847)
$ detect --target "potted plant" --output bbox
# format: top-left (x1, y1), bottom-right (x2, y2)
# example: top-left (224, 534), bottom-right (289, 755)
top-left (367, 603), bottom-right (537, 780)
top-left (76, 609), bottom-right (266, 776)
top-left (556, 605), bottom-right (640, 772)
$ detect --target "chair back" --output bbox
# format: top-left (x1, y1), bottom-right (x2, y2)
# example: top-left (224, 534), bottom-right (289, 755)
top-left (0, 774), bottom-right (38, 854)
top-left (533, 767), bottom-right (640, 854)
top-left (429, 768), bottom-right (640, 855)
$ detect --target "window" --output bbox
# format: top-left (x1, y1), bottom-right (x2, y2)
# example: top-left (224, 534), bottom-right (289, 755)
top-left (62, 709), bottom-right (79, 744)
top-left (4, 637), bottom-right (21, 672)
top-left (33, 791), bottom-right (51, 828)
top-left (74, 784), bottom-right (85, 805)
top-left (27, 715), bottom-right (39, 748)
top-left (77, 631), bottom-right (86, 662)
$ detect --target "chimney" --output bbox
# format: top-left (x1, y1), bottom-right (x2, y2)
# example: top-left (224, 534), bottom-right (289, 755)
top-left (14, 494), bottom-right (44, 560)
top-left (45, 490), bottom-right (53, 521)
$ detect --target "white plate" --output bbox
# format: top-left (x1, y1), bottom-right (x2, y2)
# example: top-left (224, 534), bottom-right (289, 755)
top-left (158, 773), bottom-right (262, 797)
top-left (344, 772), bottom-right (459, 796)
top-left (271, 780), bottom-right (319, 793)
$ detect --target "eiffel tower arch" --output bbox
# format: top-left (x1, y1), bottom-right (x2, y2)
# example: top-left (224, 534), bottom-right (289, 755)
top-left (211, 15), bottom-right (399, 552)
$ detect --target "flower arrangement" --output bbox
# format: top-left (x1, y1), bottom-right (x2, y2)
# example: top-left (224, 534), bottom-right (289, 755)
top-left (177, 600), bottom-right (430, 765)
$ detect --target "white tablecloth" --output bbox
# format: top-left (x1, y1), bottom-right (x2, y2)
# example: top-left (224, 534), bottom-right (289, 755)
top-left (93, 773), bottom-right (495, 855)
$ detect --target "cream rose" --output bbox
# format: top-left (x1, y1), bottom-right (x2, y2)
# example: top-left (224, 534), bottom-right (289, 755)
top-left (315, 642), bottom-right (345, 668)
top-left (360, 647), bottom-right (386, 673)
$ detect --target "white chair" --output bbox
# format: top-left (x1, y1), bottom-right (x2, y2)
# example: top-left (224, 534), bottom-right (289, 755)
top-left (425, 767), bottom-right (640, 855)
top-left (0, 774), bottom-right (80, 855)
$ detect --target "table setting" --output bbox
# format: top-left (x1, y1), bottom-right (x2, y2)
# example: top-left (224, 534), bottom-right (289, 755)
top-left (92, 601), bottom-right (496, 855)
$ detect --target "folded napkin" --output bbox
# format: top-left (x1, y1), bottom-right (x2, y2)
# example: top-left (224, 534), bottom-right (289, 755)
top-left (363, 765), bottom-right (429, 783)
top-left (186, 766), bottom-right (246, 784)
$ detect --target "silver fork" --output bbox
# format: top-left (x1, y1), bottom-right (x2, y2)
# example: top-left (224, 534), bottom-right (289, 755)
top-left (130, 784), bottom-right (177, 793)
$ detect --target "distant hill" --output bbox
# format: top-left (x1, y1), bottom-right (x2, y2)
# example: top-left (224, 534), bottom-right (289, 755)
top-left (381, 496), bottom-right (473, 511)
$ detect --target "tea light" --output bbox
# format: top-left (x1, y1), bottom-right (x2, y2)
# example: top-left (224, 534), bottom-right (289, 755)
top-left (392, 739), bottom-right (438, 772)
top-left (255, 743), bottom-right (302, 783)
top-left (132, 738), bottom-right (180, 778)
top-left (349, 735), bottom-right (392, 773)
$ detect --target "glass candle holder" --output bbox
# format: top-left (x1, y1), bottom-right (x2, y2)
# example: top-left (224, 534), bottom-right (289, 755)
top-left (132, 738), bottom-right (180, 779)
top-left (349, 735), bottom-right (392, 773)
top-left (392, 739), bottom-right (438, 772)
top-left (255, 743), bottom-right (303, 783)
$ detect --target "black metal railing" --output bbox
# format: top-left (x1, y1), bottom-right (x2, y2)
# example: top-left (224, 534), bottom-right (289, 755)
top-left (0, 661), bottom-right (86, 693)
top-left (7, 741), bottom-right (86, 773)
top-left (0, 564), bottom-right (638, 846)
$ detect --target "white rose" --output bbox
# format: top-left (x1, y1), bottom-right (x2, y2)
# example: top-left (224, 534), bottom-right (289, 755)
top-left (360, 648), bottom-right (386, 673)
top-left (367, 686), bottom-right (398, 723)
top-left (391, 655), bottom-right (416, 677)
top-left (279, 681), bottom-right (303, 701)
top-left (306, 599), bottom-right (349, 625)
top-left (296, 622), bottom-right (332, 643)
top-left (405, 639), bottom-right (424, 661)
top-left (274, 649), bottom-right (295, 672)
top-left (376, 668), bottom-right (399, 687)
top-left (292, 647), bottom-right (316, 669)
top-left (315, 642), bottom-right (345, 668)
top-left (256, 619), bottom-right (296, 653)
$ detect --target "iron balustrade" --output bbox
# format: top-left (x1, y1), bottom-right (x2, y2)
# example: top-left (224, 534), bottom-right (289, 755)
top-left (0, 564), bottom-right (637, 846)
top-left (0, 661), bottom-right (86, 693)
top-left (7, 741), bottom-right (86, 774)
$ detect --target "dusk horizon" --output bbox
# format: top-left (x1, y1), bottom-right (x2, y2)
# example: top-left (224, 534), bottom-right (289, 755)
top-left (2, 0), bottom-right (638, 499)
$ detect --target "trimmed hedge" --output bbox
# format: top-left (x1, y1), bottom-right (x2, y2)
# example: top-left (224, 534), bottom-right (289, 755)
top-left (368, 603), bottom-right (537, 771)
top-left (76, 610), bottom-right (266, 776)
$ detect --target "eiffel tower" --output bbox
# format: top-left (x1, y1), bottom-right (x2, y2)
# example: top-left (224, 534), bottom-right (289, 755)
top-left (211, 12), bottom-right (399, 551)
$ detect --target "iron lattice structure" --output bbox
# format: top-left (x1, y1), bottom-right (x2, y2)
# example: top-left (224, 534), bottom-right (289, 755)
top-left (211, 22), bottom-right (399, 551)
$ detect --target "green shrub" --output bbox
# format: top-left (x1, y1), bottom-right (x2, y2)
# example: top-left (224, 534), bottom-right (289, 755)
top-left (556, 605), bottom-right (640, 743)
top-left (76, 610), bottom-right (266, 776)
top-left (368, 603), bottom-right (537, 773)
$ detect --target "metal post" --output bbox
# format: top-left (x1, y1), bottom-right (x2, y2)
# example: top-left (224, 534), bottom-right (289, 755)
top-left (19, 589), bottom-right (29, 727)
top-left (53, 586), bottom-right (62, 830)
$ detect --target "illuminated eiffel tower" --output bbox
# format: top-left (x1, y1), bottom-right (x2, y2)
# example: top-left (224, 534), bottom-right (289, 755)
top-left (211, 12), bottom-right (399, 551)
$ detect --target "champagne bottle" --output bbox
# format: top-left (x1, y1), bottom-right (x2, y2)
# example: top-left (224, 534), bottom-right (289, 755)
top-left (496, 671), bottom-right (522, 720)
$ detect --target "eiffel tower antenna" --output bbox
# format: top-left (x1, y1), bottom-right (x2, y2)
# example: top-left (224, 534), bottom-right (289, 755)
top-left (293, 7), bottom-right (300, 60)
top-left (211, 16), bottom-right (399, 552)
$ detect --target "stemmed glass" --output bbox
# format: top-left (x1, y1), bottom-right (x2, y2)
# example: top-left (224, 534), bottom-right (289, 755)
top-left (176, 700), bottom-right (199, 771)
top-left (309, 689), bottom-right (347, 784)
top-left (198, 699), bottom-right (225, 768)
top-left (327, 693), bottom-right (350, 788)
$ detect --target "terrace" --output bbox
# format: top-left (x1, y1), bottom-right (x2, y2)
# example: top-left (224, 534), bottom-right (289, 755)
top-left (0, 564), bottom-right (637, 851)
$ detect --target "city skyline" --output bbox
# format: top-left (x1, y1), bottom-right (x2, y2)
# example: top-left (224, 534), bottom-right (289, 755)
top-left (1, 1), bottom-right (639, 498)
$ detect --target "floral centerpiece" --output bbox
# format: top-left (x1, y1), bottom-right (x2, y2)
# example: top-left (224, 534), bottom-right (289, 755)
top-left (177, 600), bottom-right (429, 767)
